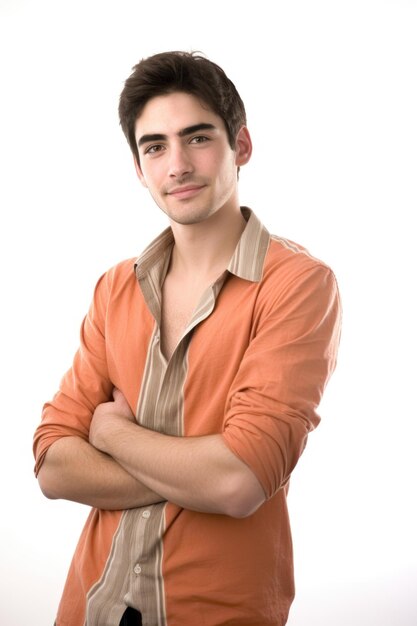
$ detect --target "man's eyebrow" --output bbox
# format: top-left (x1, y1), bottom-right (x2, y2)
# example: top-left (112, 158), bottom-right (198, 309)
top-left (178, 123), bottom-right (217, 137)
top-left (137, 123), bottom-right (217, 148)
top-left (138, 133), bottom-right (167, 148)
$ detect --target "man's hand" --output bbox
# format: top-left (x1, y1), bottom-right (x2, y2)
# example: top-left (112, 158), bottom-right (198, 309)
top-left (89, 388), bottom-right (136, 453)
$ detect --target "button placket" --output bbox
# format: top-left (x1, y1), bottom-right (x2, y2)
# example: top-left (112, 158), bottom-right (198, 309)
top-left (131, 508), bottom-right (151, 580)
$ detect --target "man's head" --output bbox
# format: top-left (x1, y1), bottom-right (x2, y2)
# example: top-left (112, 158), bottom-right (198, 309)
top-left (118, 51), bottom-right (247, 165)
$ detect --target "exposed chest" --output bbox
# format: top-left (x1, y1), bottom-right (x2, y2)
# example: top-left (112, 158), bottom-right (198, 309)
top-left (160, 278), bottom-right (204, 361)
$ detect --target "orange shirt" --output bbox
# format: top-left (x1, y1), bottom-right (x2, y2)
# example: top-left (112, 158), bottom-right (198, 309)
top-left (33, 209), bottom-right (341, 626)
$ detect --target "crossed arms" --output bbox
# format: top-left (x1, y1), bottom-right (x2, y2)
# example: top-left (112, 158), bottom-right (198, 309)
top-left (37, 388), bottom-right (266, 518)
top-left (35, 260), bottom-right (341, 519)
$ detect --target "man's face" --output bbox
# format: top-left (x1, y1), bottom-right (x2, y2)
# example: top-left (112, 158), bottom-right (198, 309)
top-left (134, 92), bottom-right (249, 226)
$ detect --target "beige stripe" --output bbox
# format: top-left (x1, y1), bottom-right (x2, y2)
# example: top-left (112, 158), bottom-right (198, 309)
top-left (227, 209), bottom-right (270, 282)
top-left (135, 229), bottom-right (173, 279)
top-left (137, 252), bottom-right (171, 325)
top-left (270, 233), bottom-right (316, 260)
top-left (86, 510), bottom-right (142, 625)
top-left (125, 502), bottom-right (168, 626)
top-left (86, 502), bottom-right (168, 625)
top-left (144, 508), bottom-right (167, 623)
top-left (136, 326), bottom-right (167, 431)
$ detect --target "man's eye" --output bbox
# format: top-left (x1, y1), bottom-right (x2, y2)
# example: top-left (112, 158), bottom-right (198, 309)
top-left (190, 136), bottom-right (209, 144)
top-left (145, 145), bottom-right (163, 155)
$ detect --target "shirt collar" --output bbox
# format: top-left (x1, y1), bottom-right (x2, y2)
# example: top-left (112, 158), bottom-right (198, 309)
top-left (226, 207), bottom-right (270, 282)
top-left (134, 207), bottom-right (270, 284)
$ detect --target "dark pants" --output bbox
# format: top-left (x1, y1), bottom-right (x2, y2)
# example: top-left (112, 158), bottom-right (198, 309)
top-left (119, 607), bottom-right (142, 626)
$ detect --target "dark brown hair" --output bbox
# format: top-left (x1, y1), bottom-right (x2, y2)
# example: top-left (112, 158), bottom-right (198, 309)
top-left (118, 51), bottom-right (247, 164)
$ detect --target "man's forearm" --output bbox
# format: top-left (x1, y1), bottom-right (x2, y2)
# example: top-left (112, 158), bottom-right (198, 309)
top-left (37, 436), bottom-right (164, 510)
top-left (93, 421), bottom-right (265, 518)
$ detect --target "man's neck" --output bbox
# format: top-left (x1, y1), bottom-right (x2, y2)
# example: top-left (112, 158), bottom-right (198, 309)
top-left (168, 205), bottom-right (247, 282)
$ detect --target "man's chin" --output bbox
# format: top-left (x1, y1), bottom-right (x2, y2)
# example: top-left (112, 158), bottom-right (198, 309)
top-left (164, 206), bottom-right (217, 226)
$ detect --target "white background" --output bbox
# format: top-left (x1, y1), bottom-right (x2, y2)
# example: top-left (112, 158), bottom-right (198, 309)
top-left (0, 1), bottom-right (416, 624)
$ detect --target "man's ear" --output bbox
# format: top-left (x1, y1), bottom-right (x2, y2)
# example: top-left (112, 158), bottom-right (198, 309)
top-left (235, 126), bottom-right (252, 167)
top-left (134, 156), bottom-right (148, 188)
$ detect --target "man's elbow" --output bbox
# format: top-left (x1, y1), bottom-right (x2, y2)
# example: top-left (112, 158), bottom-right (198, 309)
top-left (37, 463), bottom-right (59, 500)
top-left (222, 473), bottom-right (266, 519)
top-left (226, 499), bottom-right (262, 519)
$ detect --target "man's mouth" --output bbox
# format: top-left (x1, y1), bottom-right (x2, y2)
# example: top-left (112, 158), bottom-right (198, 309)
top-left (167, 184), bottom-right (206, 199)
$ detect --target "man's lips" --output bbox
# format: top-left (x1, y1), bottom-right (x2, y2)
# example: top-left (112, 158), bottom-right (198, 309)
top-left (166, 185), bottom-right (206, 199)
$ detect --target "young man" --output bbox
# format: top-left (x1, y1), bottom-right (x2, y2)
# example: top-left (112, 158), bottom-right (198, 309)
top-left (34, 51), bottom-right (341, 626)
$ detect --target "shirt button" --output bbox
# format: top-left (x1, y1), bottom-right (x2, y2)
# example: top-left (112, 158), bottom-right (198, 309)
top-left (142, 510), bottom-right (151, 519)
top-left (134, 564), bottom-right (142, 575)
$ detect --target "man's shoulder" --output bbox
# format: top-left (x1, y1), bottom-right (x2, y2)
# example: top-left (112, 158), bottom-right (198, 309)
top-left (105, 257), bottom-right (138, 280)
top-left (261, 234), bottom-right (335, 297)
top-left (266, 234), bottom-right (332, 276)
top-left (95, 257), bottom-right (138, 298)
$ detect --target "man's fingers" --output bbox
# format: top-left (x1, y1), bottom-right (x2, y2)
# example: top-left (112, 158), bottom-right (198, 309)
top-left (112, 387), bottom-right (122, 401)
top-left (112, 388), bottom-right (134, 416)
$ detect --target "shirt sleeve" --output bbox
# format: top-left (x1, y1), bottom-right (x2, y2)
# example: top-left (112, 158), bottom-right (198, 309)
top-left (33, 271), bottom-right (114, 476)
top-left (222, 263), bottom-right (342, 499)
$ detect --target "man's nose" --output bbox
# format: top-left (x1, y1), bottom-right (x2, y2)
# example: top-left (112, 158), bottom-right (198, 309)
top-left (168, 145), bottom-right (193, 178)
